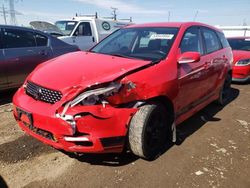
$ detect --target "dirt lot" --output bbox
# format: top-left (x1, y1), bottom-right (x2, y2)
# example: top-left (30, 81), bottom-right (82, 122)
top-left (0, 84), bottom-right (249, 188)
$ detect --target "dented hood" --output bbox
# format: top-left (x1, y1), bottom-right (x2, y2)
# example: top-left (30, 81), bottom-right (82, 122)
top-left (28, 52), bottom-right (151, 92)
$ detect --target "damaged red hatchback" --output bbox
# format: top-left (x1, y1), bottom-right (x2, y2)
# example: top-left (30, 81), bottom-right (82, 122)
top-left (13, 22), bottom-right (233, 160)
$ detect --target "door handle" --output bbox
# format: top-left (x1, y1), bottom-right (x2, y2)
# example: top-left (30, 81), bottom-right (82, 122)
top-left (39, 50), bottom-right (48, 56)
top-left (204, 61), bottom-right (212, 69)
top-left (27, 49), bottom-right (34, 53)
top-left (190, 71), bottom-right (202, 79)
top-left (222, 55), bottom-right (228, 61)
top-left (92, 37), bottom-right (95, 42)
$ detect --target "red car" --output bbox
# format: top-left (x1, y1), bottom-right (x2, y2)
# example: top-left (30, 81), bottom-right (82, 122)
top-left (227, 37), bottom-right (250, 82)
top-left (13, 22), bottom-right (233, 160)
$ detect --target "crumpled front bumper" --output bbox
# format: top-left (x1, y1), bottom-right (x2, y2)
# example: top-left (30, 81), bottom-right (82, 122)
top-left (13, 87), bottom-right (138, 153)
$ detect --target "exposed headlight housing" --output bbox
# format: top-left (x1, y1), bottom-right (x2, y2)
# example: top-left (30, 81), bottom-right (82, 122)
top-left (70, 82), bottom-right (122, 107)
top-left (60, 82), bottom-right (122, 117)
top-left (236, 59), bottom-right (250, 66)
top-left (58, 82), bottom-right (122, 124)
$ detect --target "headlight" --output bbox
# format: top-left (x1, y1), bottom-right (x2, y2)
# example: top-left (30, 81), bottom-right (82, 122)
top-left (70, 82), bottom-right (122, 107)
top-left (236, 59), bottom-right (250, 66)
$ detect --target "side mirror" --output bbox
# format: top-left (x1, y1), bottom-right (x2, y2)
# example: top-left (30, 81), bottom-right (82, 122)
top-left (178, 52), bottom-right (201, 64)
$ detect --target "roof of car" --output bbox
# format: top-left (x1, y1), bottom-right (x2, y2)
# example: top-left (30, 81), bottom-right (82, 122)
top-left (0, 24), bottom-right (51, 37)
top-left (0, 24), bottom-right (30, 29)
top-left (126, 22), bottom-right (221, 32)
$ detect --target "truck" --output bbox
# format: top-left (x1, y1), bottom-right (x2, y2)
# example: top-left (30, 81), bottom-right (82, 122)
top-left (30, 13), bottom-right (133, 50)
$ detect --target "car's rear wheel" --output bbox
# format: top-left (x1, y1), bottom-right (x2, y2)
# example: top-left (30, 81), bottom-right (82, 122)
top-left (216, 73), bottom-right (232, 106)
top-left (128, 103), bottom-right (171, 160)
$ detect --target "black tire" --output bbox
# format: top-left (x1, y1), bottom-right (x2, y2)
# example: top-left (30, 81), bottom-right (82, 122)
top-left (128, 103), bottom-right (171, 160)
top-left (216, 73), bottom-right (232, 106)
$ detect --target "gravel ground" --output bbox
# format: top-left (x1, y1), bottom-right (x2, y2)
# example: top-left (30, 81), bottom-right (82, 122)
top-left (0, 84), bottom-right (249, 188)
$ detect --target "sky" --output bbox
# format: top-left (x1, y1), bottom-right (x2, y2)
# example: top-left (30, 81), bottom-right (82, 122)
top-left (1, 0), bottom-right (250, 26)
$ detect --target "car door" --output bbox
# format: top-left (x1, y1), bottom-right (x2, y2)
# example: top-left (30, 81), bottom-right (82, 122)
top-left (0, 28), bottom-right (8, 90)
top-left (2, 28), bottom-right (51, 88)
top-left (176, 26), bottom-right (210, 116)
top-left (72, 22), bottom-right (96, 50)
top-left (0, 49), bottom-right (7, 90)
top-left (201, 27), bottom-right (225, 93)
top-left (32, 32), bottom-right (53, 64)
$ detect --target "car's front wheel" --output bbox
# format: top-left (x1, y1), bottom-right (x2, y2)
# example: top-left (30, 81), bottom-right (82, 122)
top-left (128, 103), bottom-right (171, 160)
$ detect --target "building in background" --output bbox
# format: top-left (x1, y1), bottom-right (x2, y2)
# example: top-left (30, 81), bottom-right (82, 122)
top-left (216, 26), bottom-right (250, 37)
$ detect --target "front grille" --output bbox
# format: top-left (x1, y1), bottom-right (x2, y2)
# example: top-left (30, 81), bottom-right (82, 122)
top-left (26, 81), bottom-right (62, 104)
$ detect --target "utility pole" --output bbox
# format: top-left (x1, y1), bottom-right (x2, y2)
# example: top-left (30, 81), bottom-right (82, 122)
top-left (111, 7), bottom-right (118, 20)
top-left (193, 10), bottom-right (199, 21)
top-left (168, 11), bottom-right (170, 22)
top-left (1, 0), bottom-right (23, 25)
top-left (1, 4), bottom-right (7, 24)
top-left (8, 0), bottom-right (16, 25)
top-left (243, 18), bottom-right (247, 26)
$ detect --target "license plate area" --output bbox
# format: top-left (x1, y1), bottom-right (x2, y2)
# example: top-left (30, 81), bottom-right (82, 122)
top-left (16, 107), bottom-right (56, 141)
top-left (16, 107), bottom-right (33, 126)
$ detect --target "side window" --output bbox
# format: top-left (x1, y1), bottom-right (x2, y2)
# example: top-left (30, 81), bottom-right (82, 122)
top-left (217, 31), bottom-right (230, 48)
top-left (0, 29), bottom-right (2, 49)
top-left (35, 33), bottom-right (48, 46)
top-left (3, 29), bottom-right (36, 48)
top-left (202, 28), bottom-right (221, 53)
top-left (180, 27), bottom-right (203, 54)
top-left (74, 22), bottom-right (92, 36)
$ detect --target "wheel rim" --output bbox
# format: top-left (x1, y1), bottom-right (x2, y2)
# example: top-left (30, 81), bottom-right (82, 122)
top-left (144, 109), bottom-right (167, 155)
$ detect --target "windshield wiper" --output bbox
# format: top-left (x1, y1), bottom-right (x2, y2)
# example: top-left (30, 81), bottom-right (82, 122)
top-left (151, 58), bottom-right (164, 64)
top-left (108, 53), bottom-right (141, 60)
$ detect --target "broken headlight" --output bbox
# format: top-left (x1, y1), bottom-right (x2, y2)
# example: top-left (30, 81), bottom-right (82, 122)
top-left (70, 82), bottom-right (122, 107)
top-left (236, 59), bottom-right (250, 66)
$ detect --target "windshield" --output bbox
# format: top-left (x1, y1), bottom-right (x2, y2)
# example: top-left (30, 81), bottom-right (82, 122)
top-left (55, 21), bottom-right (77, 36)
top-left (91, 27), bottom-right (179, 61)
top-left (228, 38), bottom-right (250, 51)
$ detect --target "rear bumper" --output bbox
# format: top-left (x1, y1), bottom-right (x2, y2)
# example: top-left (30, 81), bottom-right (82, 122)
top-left (13, 88), bottom-right (137, 153)
top-left (232, 65), bottom-right (250, 82)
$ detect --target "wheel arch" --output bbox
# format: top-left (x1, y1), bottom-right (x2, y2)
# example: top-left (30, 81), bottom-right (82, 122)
top-left (146, 95), bottom-right (175, 126)
top-left (228, 69), bottom-right (232, 77)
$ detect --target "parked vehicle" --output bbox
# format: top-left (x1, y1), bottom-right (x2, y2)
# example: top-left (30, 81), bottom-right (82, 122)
top-left (30, 14), bottom-right (133, 51)
top-left (13, 22), bottom-right (233, 160)
top-left (227, 37), bottom-right (250, 82)
top-left (0, 25), bottom-right (79, 91)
